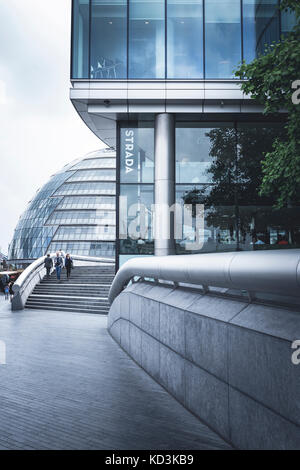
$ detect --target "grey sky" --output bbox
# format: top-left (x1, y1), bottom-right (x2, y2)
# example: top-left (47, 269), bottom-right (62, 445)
top-left (0, 0), bottom-right (104, 254)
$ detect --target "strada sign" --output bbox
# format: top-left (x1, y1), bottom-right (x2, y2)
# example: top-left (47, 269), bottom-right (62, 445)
top-left (121, 128), bottom-right (138, 182)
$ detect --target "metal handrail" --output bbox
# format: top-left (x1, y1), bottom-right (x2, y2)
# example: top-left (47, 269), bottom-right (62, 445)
top-left (108, 249), bottom-right (300, 305)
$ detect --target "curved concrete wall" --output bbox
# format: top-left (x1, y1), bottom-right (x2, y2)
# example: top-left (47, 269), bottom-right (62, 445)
top-left (108, 282), bottom-right (300, 450)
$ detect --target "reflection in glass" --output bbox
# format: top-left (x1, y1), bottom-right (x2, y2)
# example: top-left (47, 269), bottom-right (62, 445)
top-left (167, 0), bottom-right (203, 78)
top-left (119, 184), bottom-right (154, 254)
top-left (205, 0), bottom-right (241, 78)
top-left (281, 7), bottom-right (297, 35)
top-left (72, 0), bottom-right (90, 78)
top-left (243, 0), bottom-right (279, 63)
top-left (176, 123), bottom-right (234, 184)
top-left (90, 0), bottom-right (127, 79)
top-left (129, 0), bottom-right (165, 78)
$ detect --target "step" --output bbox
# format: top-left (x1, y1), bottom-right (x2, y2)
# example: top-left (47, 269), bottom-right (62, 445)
top-left (26, 300), bottom-right (109, 309)
top-left (25, 304), bottom-right (109, 314)
top-left (31, 292), bottom-right (109, 298)
top-left (28, 296), bottom-right (109, 304)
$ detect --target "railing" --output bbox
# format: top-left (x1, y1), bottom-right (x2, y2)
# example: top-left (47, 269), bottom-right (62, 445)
top-left (12, 253), bottom-right (114, 311)
top-left (108, 249), bottom-right (300, 305)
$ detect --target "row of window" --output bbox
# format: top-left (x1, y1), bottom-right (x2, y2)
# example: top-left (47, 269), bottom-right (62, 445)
top-left (70, 157), bottom-right (116, 170)
top-left (57, 196), bottom-right (116, 210)
top-left (53, 225), bottom-right (116, 241)
top-left (46, 209), bottom-right (116, 226)
top-left (48, 242), bottom-right (115, 258)
top-left (67, 169), bottom-right (116, 182)
top-left (53, 182), bottom-right (116, 196)
top-left (72, 0), bottom-right (296, 80)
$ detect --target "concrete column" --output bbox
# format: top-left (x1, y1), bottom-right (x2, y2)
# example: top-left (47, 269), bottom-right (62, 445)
top-left (154, 113), bottom-right (176, 256)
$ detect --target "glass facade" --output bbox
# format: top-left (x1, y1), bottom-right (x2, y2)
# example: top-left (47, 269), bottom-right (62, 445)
top-left (9, 149), bottom-right (116, 262)
top-left (119, 122), bottom-right (154, 261)
top-left (118, 120), bottom-right (300, 260)
top-left (72, 0), bottom-right (297, 80)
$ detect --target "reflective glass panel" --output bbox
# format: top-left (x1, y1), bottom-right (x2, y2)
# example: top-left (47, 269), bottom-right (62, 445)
top-left (119, 184), bottom-right (154, 254)
top-left (129, 0), bottom-right (165, 78)
top-left (205, 0), bottom-right (241, 78)
top-left (281, 7), bottom-right (297, 35)
top-left (176, 123), bottom-right (235, 184)
top-left (67, 169), bottom-right (116, 182)
top-left (53, 182), bottom-right (116, 196)
top-left (243, 0), bottom-right (280, 63)
top-left (90, 0), bottom-right (127, 79)
top-left (167, 0), bottom-right (203, 78)
top-left (72, 0), bottom-right (90, 78)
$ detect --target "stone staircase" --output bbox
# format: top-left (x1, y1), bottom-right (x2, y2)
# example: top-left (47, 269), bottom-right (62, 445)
top-left (25, 265), bottom-right (115, 315)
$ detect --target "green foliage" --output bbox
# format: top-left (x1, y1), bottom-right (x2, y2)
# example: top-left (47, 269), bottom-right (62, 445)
top-left (235, 1), bottom-right (300, 207)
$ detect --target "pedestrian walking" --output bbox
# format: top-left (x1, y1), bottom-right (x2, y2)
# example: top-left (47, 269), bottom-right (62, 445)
top-left (8, 282), bottom-right (14, 301)
top-left (1, 273), bottom-right (9, 293)
top-left (59, 249), bottom-right (66, 267)
top-left (4, 284), bottom-right (9, 300)
top-left (54, 252), bottom-right (63, 281)
top-left (65, 254), bottom-right (74, 280)
top-left (44, 254), bottom-right (53, 279)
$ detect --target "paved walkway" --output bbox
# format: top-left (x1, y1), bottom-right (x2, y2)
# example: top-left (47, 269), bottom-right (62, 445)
top-left (0, 295), bottom-right (231, 450)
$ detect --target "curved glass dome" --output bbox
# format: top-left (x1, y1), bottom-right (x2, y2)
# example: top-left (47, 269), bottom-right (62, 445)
top-left (9, 149), bottom-right (116, 264)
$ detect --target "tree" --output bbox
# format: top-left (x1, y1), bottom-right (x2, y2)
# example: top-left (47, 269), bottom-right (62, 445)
top-left (235, 0), bottom-right (300, 208)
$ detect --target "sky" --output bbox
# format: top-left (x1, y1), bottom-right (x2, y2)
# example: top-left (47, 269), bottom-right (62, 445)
top-left (0, 0), bottom-right (105, 254)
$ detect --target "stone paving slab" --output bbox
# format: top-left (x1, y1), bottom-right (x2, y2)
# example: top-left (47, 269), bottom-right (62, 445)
top-left (0, 295), bottom-right (231, 450)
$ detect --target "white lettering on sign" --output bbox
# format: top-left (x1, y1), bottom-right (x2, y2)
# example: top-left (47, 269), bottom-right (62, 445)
top-left (125, 129), bottom-right (135, 174)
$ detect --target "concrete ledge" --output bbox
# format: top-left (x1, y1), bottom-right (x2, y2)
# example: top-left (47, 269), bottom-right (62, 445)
top-left (108, 283), bottom-right (300, 449)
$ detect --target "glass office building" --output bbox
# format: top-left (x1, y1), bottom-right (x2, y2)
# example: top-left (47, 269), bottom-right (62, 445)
top-left (9, 149), bottom-right (116, 266)
top-left (70, 1), bottom-right (299, 267)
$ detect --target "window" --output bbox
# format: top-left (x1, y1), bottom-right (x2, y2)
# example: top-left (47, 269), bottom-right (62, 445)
top-left (281, 7), bottom-right (297, 36)
top-left (90, 0), bottom-right (127, 79)
top-left (129, 0), bottom-right (165, 78)
top-left (205, 0), bottom-right (241, 78)
top-left (72, 0), bottom-right (90, 78)
top-left (176, 123), bottom-right (234, 184)
top-left (167, 0), bottom-right (203, 78)
top-left (243, 0), bottom-right (279, 63)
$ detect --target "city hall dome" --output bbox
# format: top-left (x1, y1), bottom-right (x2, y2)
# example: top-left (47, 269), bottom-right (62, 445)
top-left (9, 149), bottom-right (116, 265)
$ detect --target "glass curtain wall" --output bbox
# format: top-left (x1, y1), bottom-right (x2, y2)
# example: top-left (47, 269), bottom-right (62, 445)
top-left (72, 0), bottom-right (295, 79)
top-left (175, 121), bottom-right (300, 254)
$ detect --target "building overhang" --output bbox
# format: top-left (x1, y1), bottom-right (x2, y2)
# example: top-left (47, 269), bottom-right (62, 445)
top-left (70, 79), bottom-right (269, 147)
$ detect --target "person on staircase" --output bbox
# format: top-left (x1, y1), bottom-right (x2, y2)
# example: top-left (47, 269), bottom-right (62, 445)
top-left (65, 254), bottom-right (73, 280)
top-left (44, 254), bottom-right (53, 279)
top-left (54, 252), bottom-right (63, 282)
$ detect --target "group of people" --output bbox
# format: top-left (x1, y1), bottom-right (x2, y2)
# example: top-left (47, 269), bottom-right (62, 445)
top-left (44, 251), bottom-right (74, 281)
top-left (1, 273), bottom-right (14, 301)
